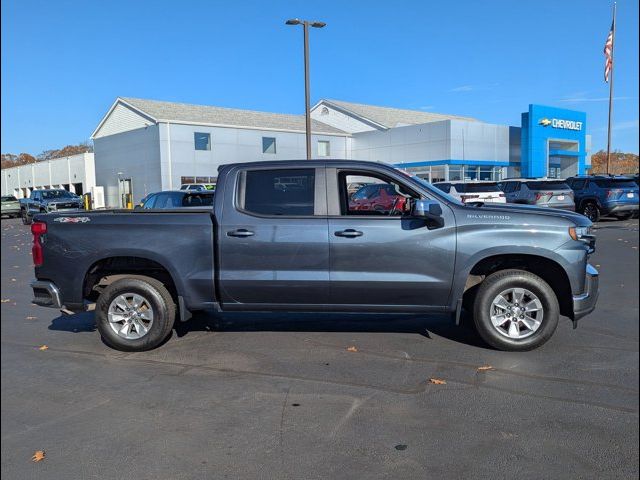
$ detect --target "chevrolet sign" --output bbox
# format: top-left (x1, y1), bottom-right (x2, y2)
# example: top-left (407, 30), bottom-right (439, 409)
top-left (538, 118), bottom-right (583, 131)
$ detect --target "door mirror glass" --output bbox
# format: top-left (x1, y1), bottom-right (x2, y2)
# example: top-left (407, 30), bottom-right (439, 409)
top-left (411, 199), bottom-right (444, 228)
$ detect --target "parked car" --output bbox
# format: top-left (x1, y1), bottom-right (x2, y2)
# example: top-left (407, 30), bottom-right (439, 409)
top-left (565, 175), bottom-right (639, 221)
top-left (433, 181), bottom-right (506, 204)
top-left (20, 189), bottom-right (83, 224)
top-left (29, 159), bottom-right (598, 353)
top-left (349, 183), bottom-right (409, 214)
top-left (180, 183), bottom-right (216, 191)
top-left (498, 179), bottom-right (575, 211)
top-left (1, 195), bottom-right (21, 218)
top-left (347, 182), bottom-right (372, 196)
top-left (137, 190), bottom-right (215, 209)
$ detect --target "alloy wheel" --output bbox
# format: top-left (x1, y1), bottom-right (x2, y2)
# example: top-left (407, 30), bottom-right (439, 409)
top-left (107, 293), bottom-right (154, 340)
top-left (489, 287), bottom-right (544, 339)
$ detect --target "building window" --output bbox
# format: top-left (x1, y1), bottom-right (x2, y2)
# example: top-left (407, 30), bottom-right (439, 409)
top-left (317, 140), bottom-right (330, 157)
top-left (449, 166), bottom-right (463, 181)
top-left (262, 137), bottom-right (277, 154)
top-left (194, 132), bottom-right (211, 151)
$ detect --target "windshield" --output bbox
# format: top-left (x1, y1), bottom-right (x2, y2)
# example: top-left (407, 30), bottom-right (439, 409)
top-left (454, 183), bottom-right (501, 193)
top-left (525, 181), bottom-right (571, 191)
top-left (41, 190), bottom-right (74, 199)
top-left (412, 176), bottom-right (463, 205)
top-left (1, 196), bottom-right (18, 201)
top-left (594, 179), bottom-right (637, 189)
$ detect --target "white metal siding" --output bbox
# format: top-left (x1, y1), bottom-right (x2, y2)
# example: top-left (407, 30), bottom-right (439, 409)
top-left (93, 103), bottom-right (153, 138)
top-left (311, 104), bottom-right (379, 134)
top-left (351, 121), bottom-right (451, 164)
top-left (94, 126), bottom-right (162, 207)
top-left (0, 153), bottom-right (95, 198)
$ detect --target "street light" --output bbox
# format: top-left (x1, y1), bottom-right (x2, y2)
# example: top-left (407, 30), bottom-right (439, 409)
top-left (285, 18), bottom-right (326, 160)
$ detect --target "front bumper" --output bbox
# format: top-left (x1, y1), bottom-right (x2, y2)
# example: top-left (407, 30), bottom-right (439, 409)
top-left (31, 280), bottom-right (62, 309)
top-left (573, 264), bottom-right (599, 321)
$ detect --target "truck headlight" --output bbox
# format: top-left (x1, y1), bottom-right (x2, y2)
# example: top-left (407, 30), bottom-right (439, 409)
top-left (569, 226), bottom-right (592, 241)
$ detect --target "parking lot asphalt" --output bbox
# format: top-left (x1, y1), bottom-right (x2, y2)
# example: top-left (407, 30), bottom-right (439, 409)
top-left (1, 216), bottom-right (638, 479)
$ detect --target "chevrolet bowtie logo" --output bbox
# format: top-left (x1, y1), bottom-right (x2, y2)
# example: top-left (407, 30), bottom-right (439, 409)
top-left (539, 118), bottom-right (552, 126)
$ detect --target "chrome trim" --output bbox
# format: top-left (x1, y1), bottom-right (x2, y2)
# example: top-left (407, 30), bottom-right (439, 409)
top-left (30, 280), bottom-right (63, 309)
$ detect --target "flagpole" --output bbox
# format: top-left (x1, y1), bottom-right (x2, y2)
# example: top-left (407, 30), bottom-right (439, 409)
top-left (606, 2), bottom-right (617, 175)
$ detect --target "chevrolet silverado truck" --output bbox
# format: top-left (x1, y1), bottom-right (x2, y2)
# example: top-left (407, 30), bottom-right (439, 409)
top-left (21, 189), bottom-right (83, 225)
top-left (29, 160), bottom-right (599, 352)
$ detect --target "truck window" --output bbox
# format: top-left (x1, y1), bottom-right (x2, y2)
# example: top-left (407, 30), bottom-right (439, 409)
top-left (241, 168), bottom-right (315, 216)
top-left (340, 172), bottom-right (419, 216)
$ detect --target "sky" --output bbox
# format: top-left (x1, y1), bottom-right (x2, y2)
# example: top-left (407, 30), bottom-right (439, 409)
top-left (1, 0), bottom-right (638, 155)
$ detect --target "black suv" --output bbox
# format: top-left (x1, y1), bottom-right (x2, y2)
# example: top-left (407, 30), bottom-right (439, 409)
top-left (565, 175), bottom-right (639, 221)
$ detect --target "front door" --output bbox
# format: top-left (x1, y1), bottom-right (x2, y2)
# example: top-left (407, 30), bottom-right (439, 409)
top-left (327, 168), bottom-right (456, 310)
top-left (218, 166), bottom-right (329, 309)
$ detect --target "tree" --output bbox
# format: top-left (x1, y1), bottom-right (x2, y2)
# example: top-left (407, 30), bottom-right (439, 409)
top-left (589, 150), bottom-right (639, 175)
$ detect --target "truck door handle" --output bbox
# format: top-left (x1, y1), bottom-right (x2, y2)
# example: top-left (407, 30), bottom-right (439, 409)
top-left (227, 229), bottom-right (254, 238)
top-left (335, 229), bottom-right (363, 238)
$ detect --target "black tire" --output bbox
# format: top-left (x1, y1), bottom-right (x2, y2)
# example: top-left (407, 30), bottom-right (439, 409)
top-left (579, 202), bottom-right (600, 222)
top-left (96, 277), bottom-right (176, 352)
top-left (614, 212), bottom-right (633, 220)
top-left (21, 209), bottom-right (32, 225)
top-left (472, 269), bottom-right (559, 351)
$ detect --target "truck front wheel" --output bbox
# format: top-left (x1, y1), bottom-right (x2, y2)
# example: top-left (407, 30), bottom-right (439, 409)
top-left (473, 269), bottom-right (559, 351)
top-left (96, 277), bottom-right (176, 351)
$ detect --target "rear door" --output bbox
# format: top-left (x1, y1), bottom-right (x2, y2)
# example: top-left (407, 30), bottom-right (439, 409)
top-left (217, 166), bottom-right (329, 309)
top-left (327, 166), bottom-right (456, 310)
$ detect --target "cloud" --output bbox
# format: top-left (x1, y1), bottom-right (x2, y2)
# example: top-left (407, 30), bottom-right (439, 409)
top-left (559, 95), bottom-right (635, 103)
top-left (449, 85), bottom-right (475, 92)
top-left (594, 120), bottom-right (639, 132)
top-left (613, 120), bottom-right (640, 131)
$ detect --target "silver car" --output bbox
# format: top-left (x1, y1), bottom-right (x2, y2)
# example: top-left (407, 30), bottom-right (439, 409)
top-left (498, 179), bottom-right (575, 211)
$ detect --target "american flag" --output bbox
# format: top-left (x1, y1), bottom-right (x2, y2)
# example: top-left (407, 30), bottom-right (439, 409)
top-left (604, 21), bottom-right (614, 82)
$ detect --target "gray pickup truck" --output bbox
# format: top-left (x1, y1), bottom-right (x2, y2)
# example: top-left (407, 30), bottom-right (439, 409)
top-left (30, 160), bottom-right (598, 352)
top-left (21, 188), bottom-right (83, 224)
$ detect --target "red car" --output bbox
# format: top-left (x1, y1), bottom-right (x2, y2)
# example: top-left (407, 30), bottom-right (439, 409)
top-left (349, 184), bottom-right (408, 214)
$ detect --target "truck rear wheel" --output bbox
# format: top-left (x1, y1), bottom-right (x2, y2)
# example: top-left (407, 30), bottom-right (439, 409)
top-left (473, 269), bottom-right (559, 351)
top-left (96, 277), bottom-right (175, 351)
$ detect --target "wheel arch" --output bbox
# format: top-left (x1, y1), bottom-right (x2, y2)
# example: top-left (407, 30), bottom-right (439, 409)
top-left (82, 254), bottom-right (182, 304)
top-left (455, 252), bottom-right (574, 320)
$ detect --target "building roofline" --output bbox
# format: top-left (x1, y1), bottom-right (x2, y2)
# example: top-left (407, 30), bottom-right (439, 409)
top-left (312, 99), bottom-right (389, 130)
top-left (90, 97), bottom-right (158, 139)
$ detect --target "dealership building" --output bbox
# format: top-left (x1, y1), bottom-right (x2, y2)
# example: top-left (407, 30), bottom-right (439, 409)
top-left (2, 97), bottom-right (590, 207)
top-left (1, 153), bottom-right (96, 199)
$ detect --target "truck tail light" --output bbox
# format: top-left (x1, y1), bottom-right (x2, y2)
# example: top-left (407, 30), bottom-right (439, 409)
top-left (460, 194), bottom-right (480, 202)
top-left (31, 221), bottom-right (47, 267)
top-left (498, 193), bottom-right (506, 198)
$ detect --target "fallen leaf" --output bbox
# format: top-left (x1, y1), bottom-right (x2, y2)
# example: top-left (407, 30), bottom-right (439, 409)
top-left (429, 378), bottom-right (446, 385)
top-left (477, 365), bottom-right (494, 371)
top-left (346, 346), bottom-right (358, 352)
top-left (25, 316), bottom-right (37, 320)
top-left (38, 345), bottom-right (48, 351)
top-left (31, 450), bottom-right (45, 462)
top-left (10, 278), bottom-right (16, 282)
top-left (1, 299), bottom-right (10, 303)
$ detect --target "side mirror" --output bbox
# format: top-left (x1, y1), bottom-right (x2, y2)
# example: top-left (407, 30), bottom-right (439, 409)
top-left (411, 199), bottom-right (444, 228)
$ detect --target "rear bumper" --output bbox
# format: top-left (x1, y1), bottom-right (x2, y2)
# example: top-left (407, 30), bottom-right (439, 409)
top-left (604, 203), bottom-right (639, 215)
top-left (573, 264), bottom-right (599, 321)
top-left (30, 280), bottom-right (63, 309)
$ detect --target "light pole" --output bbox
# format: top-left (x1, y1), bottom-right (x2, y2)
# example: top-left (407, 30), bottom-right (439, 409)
top-left (285, 18), bottom-right (326, 160)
